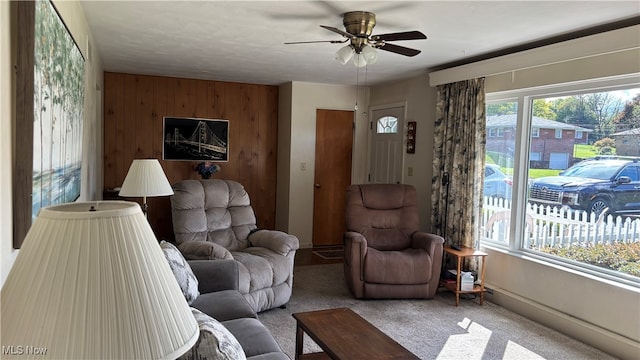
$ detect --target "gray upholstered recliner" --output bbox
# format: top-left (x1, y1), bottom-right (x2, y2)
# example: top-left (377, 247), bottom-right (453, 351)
top-left (344, 184), bottom-right (444, 299)
top-left (170, 179), bottom-right (299, 313)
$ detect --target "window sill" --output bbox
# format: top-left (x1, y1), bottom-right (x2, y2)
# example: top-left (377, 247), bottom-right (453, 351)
top-left (480, 242), bottom-right (640, 291)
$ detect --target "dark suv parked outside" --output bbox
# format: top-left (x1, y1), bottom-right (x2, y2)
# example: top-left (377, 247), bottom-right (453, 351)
top-left (528, 158), bottom-right (640, 216)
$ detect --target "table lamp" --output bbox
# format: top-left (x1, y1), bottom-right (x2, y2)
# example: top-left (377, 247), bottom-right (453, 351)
top-left (0, 201), bottom-right (198, 359)
top-left (119, 159), bottom-right (174, 216)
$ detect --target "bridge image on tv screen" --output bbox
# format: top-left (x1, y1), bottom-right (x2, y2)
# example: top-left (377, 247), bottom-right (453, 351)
top-left (163, 117), bottom-right (229, 161)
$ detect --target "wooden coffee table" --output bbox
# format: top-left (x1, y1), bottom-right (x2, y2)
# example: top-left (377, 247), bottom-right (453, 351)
top-left (292, 307), bottom-right (419, 360)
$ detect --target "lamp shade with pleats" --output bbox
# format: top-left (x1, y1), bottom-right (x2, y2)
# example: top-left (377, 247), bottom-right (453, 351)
top-left (0, 201), bottom-right (198, 359)
top-left (119, 159), bottom-right (174, 198)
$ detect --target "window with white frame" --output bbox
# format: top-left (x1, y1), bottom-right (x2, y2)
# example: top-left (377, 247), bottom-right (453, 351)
top-left (575, 131), bottom-right (583, 139)
top-left (482, 75), bottom-right (640, 286)
top-left (555, 129), bottom-right (563, 139)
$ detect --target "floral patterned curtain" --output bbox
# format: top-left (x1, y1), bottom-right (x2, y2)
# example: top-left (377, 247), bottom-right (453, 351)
top-left (431, 78), bottom-right (486, 249)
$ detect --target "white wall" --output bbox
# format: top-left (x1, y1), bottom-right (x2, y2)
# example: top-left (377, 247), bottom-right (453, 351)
top-left (1, 1), bottom-right (104, 286)
top-left (277, 81), bottom-right (368, 248)
top-left (485, 249), bottom-right (640, 359)
top-left (369, 72), bottom-right (436, 231)
top-left (426, 25), bottom-right (640, 359)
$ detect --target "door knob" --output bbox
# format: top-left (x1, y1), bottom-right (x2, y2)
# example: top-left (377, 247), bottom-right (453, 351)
top-left (315, 184), bottom-right (321, 188)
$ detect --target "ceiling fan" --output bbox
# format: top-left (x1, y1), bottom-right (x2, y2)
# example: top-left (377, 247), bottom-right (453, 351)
top-left (285, 11), bottom-right (427, 67)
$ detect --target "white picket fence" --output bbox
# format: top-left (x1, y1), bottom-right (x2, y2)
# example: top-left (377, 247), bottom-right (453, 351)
top-left (482, 197), bottom-right (640, 248)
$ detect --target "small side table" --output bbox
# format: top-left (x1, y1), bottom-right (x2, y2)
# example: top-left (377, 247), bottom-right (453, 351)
top-left (440, 246), bottom-right (488, 306)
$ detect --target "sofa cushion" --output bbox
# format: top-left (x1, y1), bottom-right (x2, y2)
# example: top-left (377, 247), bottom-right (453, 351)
top-left (222, 318), bottom-right (285, 359)
top-left (160, 241), bottom-right (200, 304)
top-left (191, 290), bottom-right (257, 322)
top-left (179, 308), bottom-right (246, 360)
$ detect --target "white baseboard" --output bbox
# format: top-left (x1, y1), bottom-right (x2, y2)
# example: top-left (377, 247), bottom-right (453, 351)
top-left (485, 284), bottom-right (640, 360)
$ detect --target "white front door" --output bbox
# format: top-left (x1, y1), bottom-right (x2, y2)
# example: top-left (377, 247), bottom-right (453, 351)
top-left (369, 106), bottom-right (404, 184)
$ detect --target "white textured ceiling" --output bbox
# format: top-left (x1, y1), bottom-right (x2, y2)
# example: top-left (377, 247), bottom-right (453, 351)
top-left (80, 1), bottom-right (640, 86)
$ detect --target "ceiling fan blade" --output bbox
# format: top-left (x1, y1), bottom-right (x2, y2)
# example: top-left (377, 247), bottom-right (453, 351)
top-left (320, 25), bottom-right (355, 39)
top-left (372, 31), bottom-right (427, 42)
top-left (378, 43), bottom-right (422, 57)
top-left (284, 39), bottom-right (347, 45)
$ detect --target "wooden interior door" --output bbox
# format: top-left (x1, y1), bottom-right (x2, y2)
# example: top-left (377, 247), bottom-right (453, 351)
top-left (312, 109), bottom-right (354, 247)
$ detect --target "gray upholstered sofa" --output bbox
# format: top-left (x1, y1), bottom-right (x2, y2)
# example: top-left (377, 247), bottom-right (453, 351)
top-left (171, 179), bottom-right (299, 313)
top-left (187, 259), bottom-right (289, 360)
top-left (161, 240), bottom-right (288, 359)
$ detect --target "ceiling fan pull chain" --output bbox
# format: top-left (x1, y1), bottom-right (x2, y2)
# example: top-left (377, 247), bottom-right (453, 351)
top-left (354, 66), bottom-right (360, 111)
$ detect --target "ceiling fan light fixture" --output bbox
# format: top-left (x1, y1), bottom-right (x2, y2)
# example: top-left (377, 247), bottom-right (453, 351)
top-left (361, 45), bottom-right (378, 65)
top-left (289, 11), bottom-right (427, 66)
top-left (335, 45), bottom-right (355, 64)
top-left (352, 53), bottom-right (368, 68)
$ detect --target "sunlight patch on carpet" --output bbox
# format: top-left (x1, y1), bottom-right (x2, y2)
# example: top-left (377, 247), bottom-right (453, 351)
top-left (504, 341), bottom-right (545, 359)
top-left (437, 318), bottom-right (491, 360)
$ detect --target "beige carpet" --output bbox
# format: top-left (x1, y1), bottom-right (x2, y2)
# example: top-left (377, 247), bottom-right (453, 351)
top-left (258, 263), bottom-right (616, 360)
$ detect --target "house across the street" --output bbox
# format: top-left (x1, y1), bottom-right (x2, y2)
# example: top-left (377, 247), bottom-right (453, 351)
top-left (611, 128), bottom-right (640, 156)
top-left (486, 114), bottom-right (593, 169)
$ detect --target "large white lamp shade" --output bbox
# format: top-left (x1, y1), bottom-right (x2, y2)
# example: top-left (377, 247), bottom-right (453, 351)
top-left (119, 159), bottom-right (173, 215)
top-left (0, 201), bottom-right (198, 359)
top-left (119, 159), bottom-right (173, 197)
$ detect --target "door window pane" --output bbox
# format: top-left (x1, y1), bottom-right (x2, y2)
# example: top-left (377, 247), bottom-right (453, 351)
top-left (377, 116), bottom-right (398, 134)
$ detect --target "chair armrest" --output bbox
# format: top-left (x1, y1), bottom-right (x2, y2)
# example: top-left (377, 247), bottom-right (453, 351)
top-left (411, 232), bottom-right (444, 256)
top-left (344, 232), bottom-right (367, 293)
top-left (178, 241), bottom-right (234, 260)
top-left (248, 229), bottom-right (300, 256)
top-left (344, 231), bottom-right (368, 259)
top-left (188, 260), bottom-right (240, 294)
top-left (411, 232), bottom-right (444, 283)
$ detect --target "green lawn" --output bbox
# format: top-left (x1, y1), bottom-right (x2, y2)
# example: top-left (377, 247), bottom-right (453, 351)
top-left (488, 144), bottom-right (608, 179)
top-left (574, 143), bottom-right (615, 158)
top-left (573, 144), bottom-right (599, 159)
top-left (497, 168), bottom-right (560, 178)
top-left (528, 168), bottom-right (561, 178)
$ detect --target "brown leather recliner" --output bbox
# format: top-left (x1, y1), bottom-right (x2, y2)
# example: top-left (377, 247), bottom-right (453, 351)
top-left (344, 184), bottom-right (444, 299)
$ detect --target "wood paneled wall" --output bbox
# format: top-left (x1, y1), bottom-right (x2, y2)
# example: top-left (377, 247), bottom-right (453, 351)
top-left (103, 72), bottom-right (279, 240)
